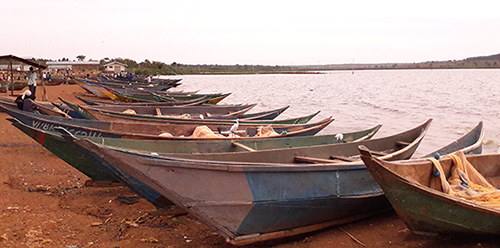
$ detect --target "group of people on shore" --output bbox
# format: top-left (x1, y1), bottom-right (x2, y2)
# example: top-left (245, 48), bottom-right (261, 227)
top-left (1, 74), bottom-right (11, 81)
top-left (42, 71), bottom-right (52, 82)
top-left (1, 74), bottom-right (23, 81)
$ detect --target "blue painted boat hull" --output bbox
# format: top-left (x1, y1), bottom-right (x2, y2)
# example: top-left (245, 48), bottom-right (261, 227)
top-left (11, 121), bottom-right (173, 209)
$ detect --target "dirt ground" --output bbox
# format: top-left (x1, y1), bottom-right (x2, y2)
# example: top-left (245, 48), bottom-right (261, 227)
top-left (0, 84), bottom-right (498, 247)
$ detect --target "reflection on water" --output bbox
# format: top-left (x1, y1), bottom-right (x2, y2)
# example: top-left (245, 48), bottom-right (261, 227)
top-left (168, 69), bottom-right (500, 156)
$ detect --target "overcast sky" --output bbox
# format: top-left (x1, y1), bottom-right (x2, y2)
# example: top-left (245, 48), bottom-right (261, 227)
top-left (2, 0), bottom-right (499, 65)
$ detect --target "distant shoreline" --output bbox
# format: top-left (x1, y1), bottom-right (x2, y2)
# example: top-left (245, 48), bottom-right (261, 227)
top-left (2, 53), bottom-right (499, 76)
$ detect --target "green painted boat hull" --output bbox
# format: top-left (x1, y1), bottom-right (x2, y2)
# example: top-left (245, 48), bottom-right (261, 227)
top-left (12, 121), bottom-right (118, 182)
top-left (81, 124), bottom-right (381, 153)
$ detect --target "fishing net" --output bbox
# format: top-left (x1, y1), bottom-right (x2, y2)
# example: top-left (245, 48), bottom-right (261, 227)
top-left (122, 109), bottom-right (136, 115)
top-left (158, 132), bottom-right (173, 137)
top-left (165, 113), bottom-right (191, 119)
top-left (190, 125), bottom-right (221, 138)
top-left (256, 125), bottom-right (279, 137)
top-left (52, 107), bottom-right (72, 118)
top-left (429, 150), bottom-right (500, 208)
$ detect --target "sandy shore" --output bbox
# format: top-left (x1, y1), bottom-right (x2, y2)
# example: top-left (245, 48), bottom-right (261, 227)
top-left (0, 84), bottom-right (499, 247)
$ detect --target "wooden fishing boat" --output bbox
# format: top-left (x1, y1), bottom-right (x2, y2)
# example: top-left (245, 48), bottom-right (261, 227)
top-left (100, 83), bottom-right (176, 93)
top-left (0, 96), bottom-right (84, 119)
top-left (68, 120), bottom-right (432, 245)
top-left (164, 89), bottom-right (199, 94)
top-left (106, 87), bottom-right (231, 104)
top-left (75, 95), bottom-right (209, 106)
top-left (77, 79), bottom-right (177, 100)
top-left (0, 96), bottom-right (19, 113)
top-left (72, 102), bottom-right (319, 125)
top-left (82, 106), bottom-right (318, 124)
top-left (167, 119), bottom-right (436, 162)
top-left (76, 80), bottom-right (112, 98)
top-left (10, 120), bottom-right (117, 182)
top-left (77, 100), bottom-right (257, 119)
top-left (10, 121), bottom-right (174, 209)
top-left (32, 102), bottom-right (73, 118)
top-left (62, 98), bottom-right (297, 123)
top-left (358, 130), bottom-right (497, 237)
top-left (58, 98), bottom-right (96, 120)
top-left (0, 81), bottom-right (28, 93)
top-left (77, 78), bottom-right (175, 92)
top-left (2, 105), bottom-right (333, 140)
top-left (96, 75), bottom-right (182, 87)
top-left (110, 89), bottom-right (193, 102)
top-left (51, 102), bottom-right (87, 119)
top-left (10, 121), bottom-right (380, 210)
top-left (96, 82), bottom-right (199, 96)
top-left (211, 106), bottom-right (289, 121)
top-left (80, 104), bottom-right (291, 122)
top-left (80, 124), bottom-right (383, 153)
top-left (66, 78), bottom-right (78, 84)
top-left (0, 96), bottom-right (70, 117)
top-left (43, 78), bottom-right (65, 86)
top-left (421, 121), bottom-right (484, 158)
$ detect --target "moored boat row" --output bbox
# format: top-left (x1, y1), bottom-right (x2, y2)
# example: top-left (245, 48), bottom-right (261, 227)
top-left (1, 76), bottom-right (493, 246)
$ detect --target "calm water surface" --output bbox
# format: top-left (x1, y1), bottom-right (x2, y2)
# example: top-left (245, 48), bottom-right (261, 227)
top-left (168, 69), bottom-right (500, 157)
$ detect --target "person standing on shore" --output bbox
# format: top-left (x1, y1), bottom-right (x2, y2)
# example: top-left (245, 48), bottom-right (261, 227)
top-left (27, 67), bottom-right (38, 100)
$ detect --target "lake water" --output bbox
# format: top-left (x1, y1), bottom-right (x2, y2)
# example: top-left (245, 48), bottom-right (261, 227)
top-left (167, 69), bottom-right (500, 157)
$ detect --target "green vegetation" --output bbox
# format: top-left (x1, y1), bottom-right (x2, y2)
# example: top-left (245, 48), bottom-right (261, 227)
top-left (2, 53), bottom-right (500, 75)
top-left (97, 53), bottom-right (500, 75)
top-left (97, 58), bottom-right (314, 75)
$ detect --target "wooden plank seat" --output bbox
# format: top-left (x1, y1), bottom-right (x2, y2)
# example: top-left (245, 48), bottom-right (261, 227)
top-left (294, 156), bottom-right (341, 164)
top-left (329, 155), bottom-right (356, 162)
top-left (231, 141), bottom-right (256, 152)
top-left (396, 141), bottom-right (411, 147)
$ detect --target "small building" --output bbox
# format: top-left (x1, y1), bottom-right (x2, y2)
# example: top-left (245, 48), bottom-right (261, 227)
top-left (0, 55), bottom-right (48, 72)
top-left (104, 62), bottom-right (128, 73)
top-left (46, 60), bottom-right (100, 73)
top-left (0, 64), bottom-right (31, 72)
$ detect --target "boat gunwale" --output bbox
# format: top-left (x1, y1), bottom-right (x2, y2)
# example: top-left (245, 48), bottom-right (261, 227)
top-left (99, 119), bottom-right (431, 172)
top-left (1, 104), bottom-right (334, 140)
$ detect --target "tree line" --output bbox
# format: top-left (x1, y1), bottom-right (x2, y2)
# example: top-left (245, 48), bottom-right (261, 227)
top-left (98, 58), bottom-right (302, 76)
top-left (14, 52), bottom-right (500, 76)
